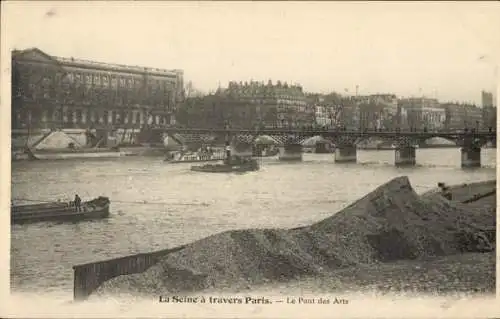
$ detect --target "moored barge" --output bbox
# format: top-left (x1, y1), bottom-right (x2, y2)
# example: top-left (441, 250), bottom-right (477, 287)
top-left (11, 196), bottom-right (111, 224)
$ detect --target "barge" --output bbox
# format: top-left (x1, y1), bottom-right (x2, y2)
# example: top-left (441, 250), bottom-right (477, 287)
top-left (11, 196), bottom-right (111, 224)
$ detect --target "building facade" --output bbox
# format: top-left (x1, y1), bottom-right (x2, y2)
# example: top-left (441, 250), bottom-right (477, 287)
top-left (481, 90), bottom-right (495, 107)
top-left (214, 80), bottom-right (312, 128)
top-left (482, 105), bottom-right (496, 130)
top-left (354, 94), bottom-right (398, 130)
top-left (442, 102), bottom-right (483, 131)
top-left (11, 48), bottom-right (184, 130)
top-left (305, 93), bottom-right (343, 128)
top-left (398, 97), bottom-right (444, 130)
top-left (338, 97), bottom-right (359, 130)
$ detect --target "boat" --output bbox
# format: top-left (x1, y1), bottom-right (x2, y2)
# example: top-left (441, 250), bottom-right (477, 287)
top-left (164, 150), bottom-right (226, 163)
top-left (11, 196), bottom-right (111, 224)
top-left (25, 147), bottom-right (131, 160)
top-left (190, 158), bottom-right (260, 173)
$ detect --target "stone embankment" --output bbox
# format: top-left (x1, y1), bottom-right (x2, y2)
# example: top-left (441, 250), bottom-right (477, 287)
top-left (94, 176), bottom-right (496, 297)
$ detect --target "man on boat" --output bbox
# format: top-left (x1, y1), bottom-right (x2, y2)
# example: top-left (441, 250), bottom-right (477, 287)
top-left (438, 182), bottom-right (452, 200)
top-left (74, 194), bottom-right (82, 212)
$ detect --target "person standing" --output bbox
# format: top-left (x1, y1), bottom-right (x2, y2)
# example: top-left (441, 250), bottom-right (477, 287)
top-left (74, 194), bottom-right (82, 212)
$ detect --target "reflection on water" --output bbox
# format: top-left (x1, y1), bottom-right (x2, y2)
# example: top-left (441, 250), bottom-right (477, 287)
top-left (10, 148), bottom-right (496, 297)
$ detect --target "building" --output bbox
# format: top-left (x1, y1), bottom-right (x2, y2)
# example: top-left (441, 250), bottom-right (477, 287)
top-left (442, 102), bottom-right (483, 131)
top-left (398, 97), bottom-right (444, 130)
top-left (481, 91), bottom-right (495, 107)
top-left (482, 105), bottom-right (496, 130)
top-left (214, 80), bottom-right (312, 128)
top-left (480, 91), bottom-right (496, 130)
top-left (305, 93), bottom-right (343, 128)
top-left (338, 97), bottom-right (359, 130)
top-left (313, 104), bottom-right (338, 127)
top-left (11, 48), bottom-right (184, 130)
top-left (354, 94), bottom-right (398, 130)
top-left (176, 94), bottom-right (257, 129)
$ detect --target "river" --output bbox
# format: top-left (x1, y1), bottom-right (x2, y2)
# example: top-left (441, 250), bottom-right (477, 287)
top-left (10, 148), bottom-right (496, 297)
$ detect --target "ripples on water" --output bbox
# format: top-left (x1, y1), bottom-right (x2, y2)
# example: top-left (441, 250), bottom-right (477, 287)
top-left (10, 148), bottom-right (496, 296)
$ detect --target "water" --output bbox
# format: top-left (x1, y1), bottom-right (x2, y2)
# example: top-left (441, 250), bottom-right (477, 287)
top-left (10, 148), bottom-right (496, 297)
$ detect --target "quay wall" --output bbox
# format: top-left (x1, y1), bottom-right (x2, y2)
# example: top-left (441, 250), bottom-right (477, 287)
top-left (72, 245), bottom-right (185, 300)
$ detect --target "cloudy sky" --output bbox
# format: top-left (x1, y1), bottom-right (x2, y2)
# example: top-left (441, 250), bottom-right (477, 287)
top-left (3, 1), bottom-right (499, 104)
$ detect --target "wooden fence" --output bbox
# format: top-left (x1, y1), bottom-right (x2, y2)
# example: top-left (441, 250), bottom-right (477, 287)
top-left (72, 245), bottom-right (185, 301)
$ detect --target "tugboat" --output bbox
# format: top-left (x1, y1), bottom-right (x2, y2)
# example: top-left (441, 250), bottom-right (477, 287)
top-left (190, 156), bottom-right (259, 173)
top-left (190, 138), bottom-right (260, 173)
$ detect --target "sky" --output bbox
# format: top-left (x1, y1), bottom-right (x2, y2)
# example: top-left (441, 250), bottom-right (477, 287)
top-left (2, 1), bottom-right (500, 105)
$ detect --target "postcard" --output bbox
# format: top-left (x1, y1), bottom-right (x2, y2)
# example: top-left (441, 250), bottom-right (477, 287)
top-left (1, 1), bottom-right (499, 318)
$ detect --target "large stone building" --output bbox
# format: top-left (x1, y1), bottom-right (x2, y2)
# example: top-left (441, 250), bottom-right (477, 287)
top-left (11, 48), bottom-right (184, 131)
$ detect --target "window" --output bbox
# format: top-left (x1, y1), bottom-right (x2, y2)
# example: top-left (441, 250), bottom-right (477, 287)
top-left (135, 112), bottom-right (140, 124)
top-left (120, 78), bottom-right (125, 88)
top-left (111, 77), bottom-right (118, 88)
top-left (75, 110), bottom-right (82, 123)
top-left (103, 75), bottom-right (109, 86)
top-left (55, 72), bottom-right (63, 84)
top-left (75, 73), bottom-right (82, 86)
top-left (104, 111), bottom-right (109, 124)
top-left (94, 75), bottom-right (101, 86)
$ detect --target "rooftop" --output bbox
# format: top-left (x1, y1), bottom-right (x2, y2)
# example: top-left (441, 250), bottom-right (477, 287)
top-left (13, 47), bottom-right (183, 76)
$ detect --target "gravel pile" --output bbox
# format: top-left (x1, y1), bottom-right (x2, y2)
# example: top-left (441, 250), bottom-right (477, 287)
top-left (96, 176), bottom-right (495, 296)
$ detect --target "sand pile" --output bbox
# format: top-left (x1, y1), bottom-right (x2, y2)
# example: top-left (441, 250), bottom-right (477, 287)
top-left (96, 176), bottom-right (495, 296)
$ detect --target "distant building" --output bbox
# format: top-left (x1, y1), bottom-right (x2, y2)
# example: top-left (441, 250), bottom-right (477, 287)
top-left (11, 48), bottom-right (184, 130)
top-left (442, 102), bottom-right (483, 131)
top-left (481, 90), bottom-right (495, 107)
top-left (338, 97), bottom-right (359, 130)
top-left (355, 94), bottom-right (398, 130)
top-left (482, 105), bottom-right (496, 130)
top-left (215, 80), bottom-right (312, 128)
top-left (480, 91), bottom-right (496, 130)
top-left (306, 93), bottom-right (343, 128)
top-left (398, 97), bottom-right (444, 130)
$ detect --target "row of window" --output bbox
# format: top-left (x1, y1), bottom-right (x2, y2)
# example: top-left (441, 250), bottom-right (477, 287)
top-left (230, 96), bottom-right (307, 105)
top-left (13, 109), bottom-right (171, 127)
top-left (16, 64), bottom-right (177, 91)
top-left (16, 86), bottom-right (174, 107)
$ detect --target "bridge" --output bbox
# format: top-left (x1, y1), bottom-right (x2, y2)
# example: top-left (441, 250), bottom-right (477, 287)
top-left (146, 127), bottom-right (496, 168)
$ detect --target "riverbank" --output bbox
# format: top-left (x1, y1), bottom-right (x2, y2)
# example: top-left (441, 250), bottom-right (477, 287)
top-left (91, 176), bottom-right (495, 298)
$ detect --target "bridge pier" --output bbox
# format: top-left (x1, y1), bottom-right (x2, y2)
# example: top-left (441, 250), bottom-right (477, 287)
top-left (461, 146), bottom-right (481, 168)
top-left (279, 143), bottom-right (302, 161)
top-left (334, 145), bottom-right (357, 163)
top-left (394, 146), bottom-right (416, 167)
top-left (315, 141), bottom-right (331, 154)
top-left (231, 138), bottom-right (253, 158)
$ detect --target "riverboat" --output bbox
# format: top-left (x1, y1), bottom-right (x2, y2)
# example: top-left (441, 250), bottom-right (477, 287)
top-left (190, 158), bottom-right (260, 173)
top-left (11, 196), bottom-right (111, 224)
top-left (24, 147), bottom-right (131, 160)
top-left (164, 151), bottom-right (225, 164)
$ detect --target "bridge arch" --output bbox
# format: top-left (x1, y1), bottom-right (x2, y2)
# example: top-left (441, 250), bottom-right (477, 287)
top-left (253, 135), bottom-right (279, 145)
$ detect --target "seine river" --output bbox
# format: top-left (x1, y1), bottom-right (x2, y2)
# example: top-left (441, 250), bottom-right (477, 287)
top-left (10, 148), bottom-right (496, 297)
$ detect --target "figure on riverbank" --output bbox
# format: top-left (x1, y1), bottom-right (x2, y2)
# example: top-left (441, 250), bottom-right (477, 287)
top-left (438, 182), bottom-right (452, 200)
top-left (74, 194), bottom-right (82, 212)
